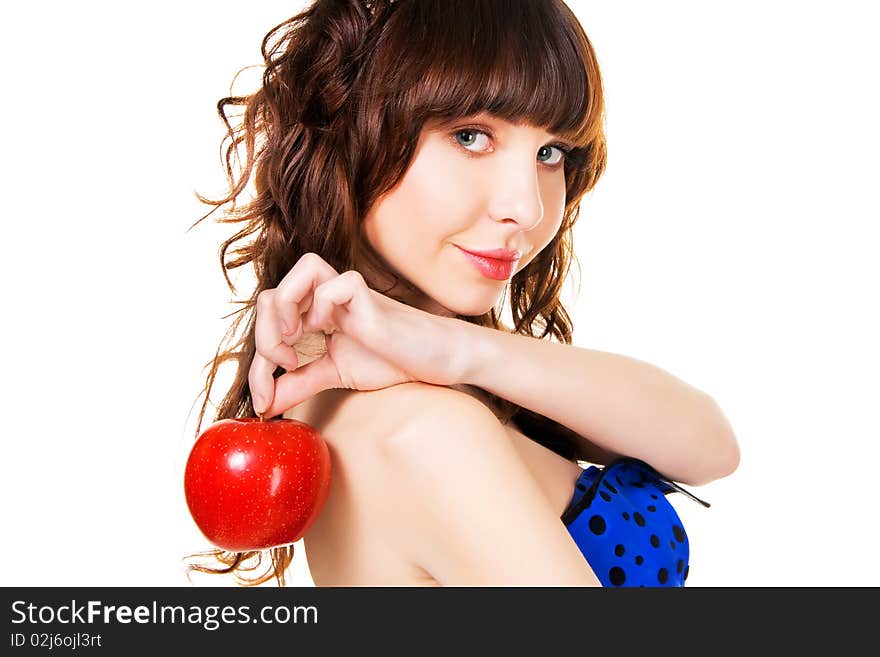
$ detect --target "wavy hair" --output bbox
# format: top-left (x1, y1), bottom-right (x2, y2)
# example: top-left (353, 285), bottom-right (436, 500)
top-left (184, 0), bottom-right (607, 587)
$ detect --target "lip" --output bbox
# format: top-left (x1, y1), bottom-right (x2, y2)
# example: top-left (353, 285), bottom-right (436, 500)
top-left (456, 246), bottom-right (519, 281)
top-left (457, 246), bottom-right (522, 261)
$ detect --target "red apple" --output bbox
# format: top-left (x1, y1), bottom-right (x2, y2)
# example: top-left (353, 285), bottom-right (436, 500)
top-left (184, 417), bottom-right (332, 552)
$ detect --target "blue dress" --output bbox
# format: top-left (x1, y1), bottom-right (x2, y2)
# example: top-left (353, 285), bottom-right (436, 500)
top-left (560, 457), bottom-right (710, 587)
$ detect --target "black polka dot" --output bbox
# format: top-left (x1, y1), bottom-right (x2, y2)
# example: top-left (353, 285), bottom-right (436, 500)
top-left (635, 555), bottom-right (644, 565)
top-left (632, 482), bottom-right (645, 488)
top-left (684, 565), bottom-right (690, 580)
top-left (615, 475), bottom-right (624, 487)
top-left (658, 568), bottom-right (669, 584)
top-left (650, 534), bottom-right (660, 548)
top-left (650, 494), bottom-right (658, 500)
top-left (609, 567), bottom-right (626, 586)
top-left (614, 544), bottom-right (625, 557)
top-left (647, 505), bottom-right (656, 512)
top-left (633, 512), bottom-right (645, 527)
top-left (602, 480), bottom-right (618, 494)
top-left (576, 483), bottom-right (586, 491)
top-left (600, 491), bottom-right (611, 502)
top-left (622, 511), bottom-right (630, 521)
top-left (589, 515), bottom-right (606, 535)
top-left (669, 540), bottom-right (676, 550)
top-left (677, 559), bottom-right (684, 574)
top-left (673, 525), bottom-right (686, 543)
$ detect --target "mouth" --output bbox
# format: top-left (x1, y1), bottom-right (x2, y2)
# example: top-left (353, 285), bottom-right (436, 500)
top-left (455, 246), bottom-right (518, 281)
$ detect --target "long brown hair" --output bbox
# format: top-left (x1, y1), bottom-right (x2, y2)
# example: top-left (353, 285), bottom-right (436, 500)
top-left (184, 0), bottom-right (607, 587)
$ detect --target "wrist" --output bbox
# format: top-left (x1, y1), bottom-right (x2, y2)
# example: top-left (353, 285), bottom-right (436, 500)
top-left (444, 317), bottom-right (504, 387)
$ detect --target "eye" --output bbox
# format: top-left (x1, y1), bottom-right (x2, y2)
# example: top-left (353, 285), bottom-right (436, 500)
top-left (451, 127), bottom-right (569, 169)
top-left (537, 143), bottom-right (567, 168)
top-left (453, 128), bottom-right (491, 153)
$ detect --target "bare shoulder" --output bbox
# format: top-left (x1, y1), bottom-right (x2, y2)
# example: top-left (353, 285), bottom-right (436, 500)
top-left (300, 381), bottom-right (497, 451)
top-left (366, 381), bottom-right (504, 453)
top-left (362, 382), bottom-right (600, 586)
top-left (294, 382), bottom-right (506, 585)
top-left (336, 380), bottom-right (528, 465)
top-left (298, 382), bottom-right (597, 586)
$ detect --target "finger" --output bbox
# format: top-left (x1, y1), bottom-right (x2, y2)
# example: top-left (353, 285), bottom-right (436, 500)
top-left (262, 354), bottom-right (343, 418)
top-left (275, 252), bottom-right (340, 337)
top-left (248, 351), bottom-right (279, 416)
top-left (302, 269), bottom-right (369, 337)
top-left (254, 288), bottom-right (301, 371)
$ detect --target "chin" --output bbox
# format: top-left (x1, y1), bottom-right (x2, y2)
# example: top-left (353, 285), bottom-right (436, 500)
top-left (415, 274), bottom-right (506, 318)
top-left (435, 295), bottom-right (501, 319)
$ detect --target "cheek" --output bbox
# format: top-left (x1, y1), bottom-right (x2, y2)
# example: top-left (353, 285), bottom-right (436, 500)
top-left (401, 149), bottom-right (474, 233)
top-left (537, 178), bottom-right (567, 244)
top-left (367, 151), bottom-right (471, 250)
top-left (546, 171), bottom-right (567, 218)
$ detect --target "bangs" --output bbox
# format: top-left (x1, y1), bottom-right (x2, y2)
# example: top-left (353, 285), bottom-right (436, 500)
top-left (370, 0), bottom-right (602, 147)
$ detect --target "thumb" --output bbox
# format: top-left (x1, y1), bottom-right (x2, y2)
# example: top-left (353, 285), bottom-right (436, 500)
top-left (263, 354), bottom-right (342, 418)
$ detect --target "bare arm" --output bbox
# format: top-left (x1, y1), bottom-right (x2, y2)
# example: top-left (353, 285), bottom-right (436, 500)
top-left (445, 320), bottom-right (739, 486)
top-left (376, 383), bottom-right (601, 586)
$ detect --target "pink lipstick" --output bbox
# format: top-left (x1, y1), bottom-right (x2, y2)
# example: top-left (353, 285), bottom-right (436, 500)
top-left (456, 246), bottom-right (519, 280)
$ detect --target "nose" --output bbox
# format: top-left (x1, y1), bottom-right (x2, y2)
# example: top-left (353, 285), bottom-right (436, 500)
top-left (485, 159), bottom-right (545, 232)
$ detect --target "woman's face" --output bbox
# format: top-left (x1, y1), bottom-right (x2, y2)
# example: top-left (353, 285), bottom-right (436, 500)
top-left (362, 111), bottom-right (571, 317)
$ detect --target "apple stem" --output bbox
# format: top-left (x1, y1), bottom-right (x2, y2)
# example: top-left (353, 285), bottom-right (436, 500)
top-left (258, 413), bottom-right (265, 423)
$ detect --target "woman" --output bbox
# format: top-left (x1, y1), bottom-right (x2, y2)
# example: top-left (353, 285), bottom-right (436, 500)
top-left (186, 0), bottom-right (739, 587)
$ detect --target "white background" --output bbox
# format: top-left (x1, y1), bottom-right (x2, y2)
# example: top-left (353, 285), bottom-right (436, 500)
top-left (1, 1), bottom-right (877, 587)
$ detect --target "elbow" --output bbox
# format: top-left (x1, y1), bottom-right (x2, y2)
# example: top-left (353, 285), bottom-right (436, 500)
top-left (682, 395), bottom-right (741, 487)
top-left (710, 431), bottom-right (741, 482)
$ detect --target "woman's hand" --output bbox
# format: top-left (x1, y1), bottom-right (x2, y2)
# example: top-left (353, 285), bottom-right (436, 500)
top-left (248, 252), bottom-right (462, 418)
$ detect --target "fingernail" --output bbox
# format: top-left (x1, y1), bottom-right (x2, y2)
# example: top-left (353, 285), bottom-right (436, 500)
top-left (253, 394), bottom-right (266, 414)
